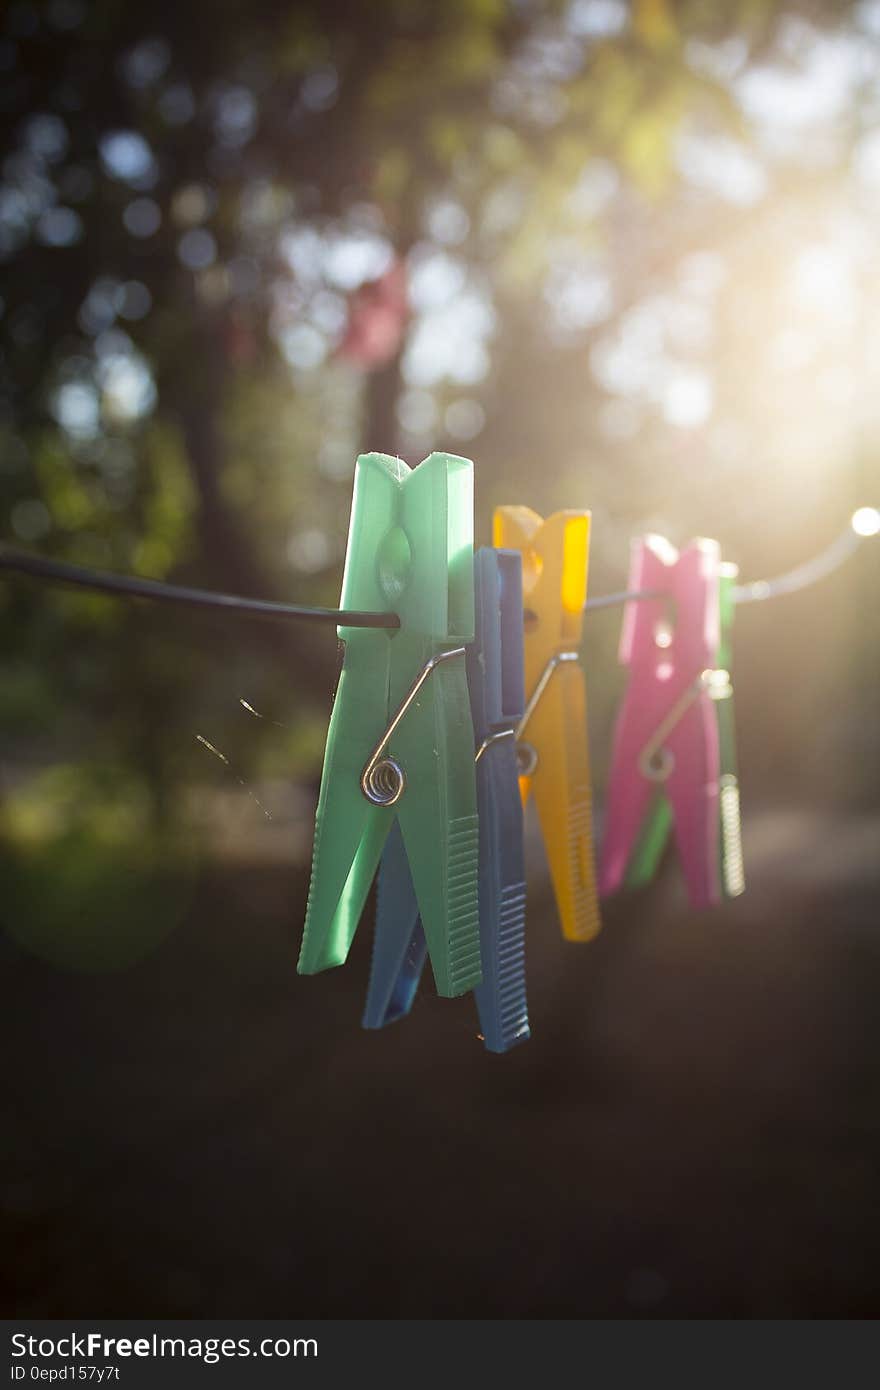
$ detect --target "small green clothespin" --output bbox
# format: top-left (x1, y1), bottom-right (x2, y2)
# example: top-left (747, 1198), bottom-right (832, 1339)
top-left (622, 559), bottom-right (744, 898)
top-left (297, 451), bottom-right (482, 997)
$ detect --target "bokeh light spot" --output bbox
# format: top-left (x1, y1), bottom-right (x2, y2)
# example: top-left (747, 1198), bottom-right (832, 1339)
top-left (99, 130), bottom-right (157, 186)
top-left (36, 206), bottom-right (83, 246)
top-left (123, 197), bottom-right (161, 238)
top-left (852, 506), bottom-right (880, 537)
top-left (178, 227), bottom-right (217, 270)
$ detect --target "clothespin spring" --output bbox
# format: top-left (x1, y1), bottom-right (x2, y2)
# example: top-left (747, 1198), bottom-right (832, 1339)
top-left (720, 774), bottom-right (745, 896)
top-left (515, 649), bottom-right (580, 777)
top-left (360, 646), bottom-right (466, 806)
top-left (638, 668), bottom-right (732, 782)
top-left (474, 728), bottom-right (516, 764)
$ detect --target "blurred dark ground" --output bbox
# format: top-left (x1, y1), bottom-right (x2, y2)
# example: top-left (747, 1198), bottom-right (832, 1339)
top-left (2, 0), bottom-right (880, 1318)
top-left (2, 800), bottom-right (880, 1317)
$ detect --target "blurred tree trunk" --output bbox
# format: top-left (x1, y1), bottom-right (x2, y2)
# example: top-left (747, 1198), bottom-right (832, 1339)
top-left (167, 327), bottom-right (334, 701)
top-left (359, 214), bottom-right (417, 458)
top-left (363, 344), bottom-right (405, 458)
top-left (178, 395), bottom-right (271, 600)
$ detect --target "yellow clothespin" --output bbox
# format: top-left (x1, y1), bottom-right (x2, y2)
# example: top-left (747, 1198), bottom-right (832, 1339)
top-left (493, 506), bottom-right (601, 943)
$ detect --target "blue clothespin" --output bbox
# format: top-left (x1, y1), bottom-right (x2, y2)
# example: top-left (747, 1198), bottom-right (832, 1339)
top-left (363, 547), bottom-right (529, 1053)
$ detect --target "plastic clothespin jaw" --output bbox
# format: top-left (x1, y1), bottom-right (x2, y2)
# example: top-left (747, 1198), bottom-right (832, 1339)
top-left (363, 547), bottom-right (530, 1053)
top-left (471, 548), bottom-right (529, 1051)
top-left (298, 452), bottom-right (481, 999)
top-left (618, 554), bottom-right (744, 900)
top-left (492, 506), bottom-right (602, 944)
top-left (363, 820), bottom-right (428, 1028)
top-left (599, 536), bottom-right (742, 909)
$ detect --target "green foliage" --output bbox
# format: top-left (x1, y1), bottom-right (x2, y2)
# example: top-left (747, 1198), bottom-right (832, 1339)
top-left (1, 761), bottom-right (198, 971)
top-left (0, 0), bottom-right (875, 967)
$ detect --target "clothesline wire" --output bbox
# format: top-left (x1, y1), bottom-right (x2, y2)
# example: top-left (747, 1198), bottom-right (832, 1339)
top-left (583, 587), bottom-right (666, 612)
top-left (0, 513), bottom-right (875, 629)
top-left (730, 523), bottom-right (863, 604)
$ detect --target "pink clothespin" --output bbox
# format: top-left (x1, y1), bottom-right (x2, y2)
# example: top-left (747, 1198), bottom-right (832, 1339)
top-left (599, 535), bottom-right (727, 909)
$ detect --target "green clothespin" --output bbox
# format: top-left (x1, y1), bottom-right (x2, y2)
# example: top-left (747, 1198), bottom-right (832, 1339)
top-left (297, 452), bottom-right (482, 997)
top-left (622, 559), bottom-right (744, 898)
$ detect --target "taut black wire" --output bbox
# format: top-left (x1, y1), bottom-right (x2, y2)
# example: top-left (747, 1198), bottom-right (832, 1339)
top-left (2, 514), bottom-right (874, 630)
top-left (0, 546), bottom-right (401, 630)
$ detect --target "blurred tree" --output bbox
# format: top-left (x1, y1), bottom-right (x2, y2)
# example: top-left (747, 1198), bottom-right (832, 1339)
top-left (0, 0), bottom-right (776, 589)
top-left (1, 0), bottom-right (877, 912)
